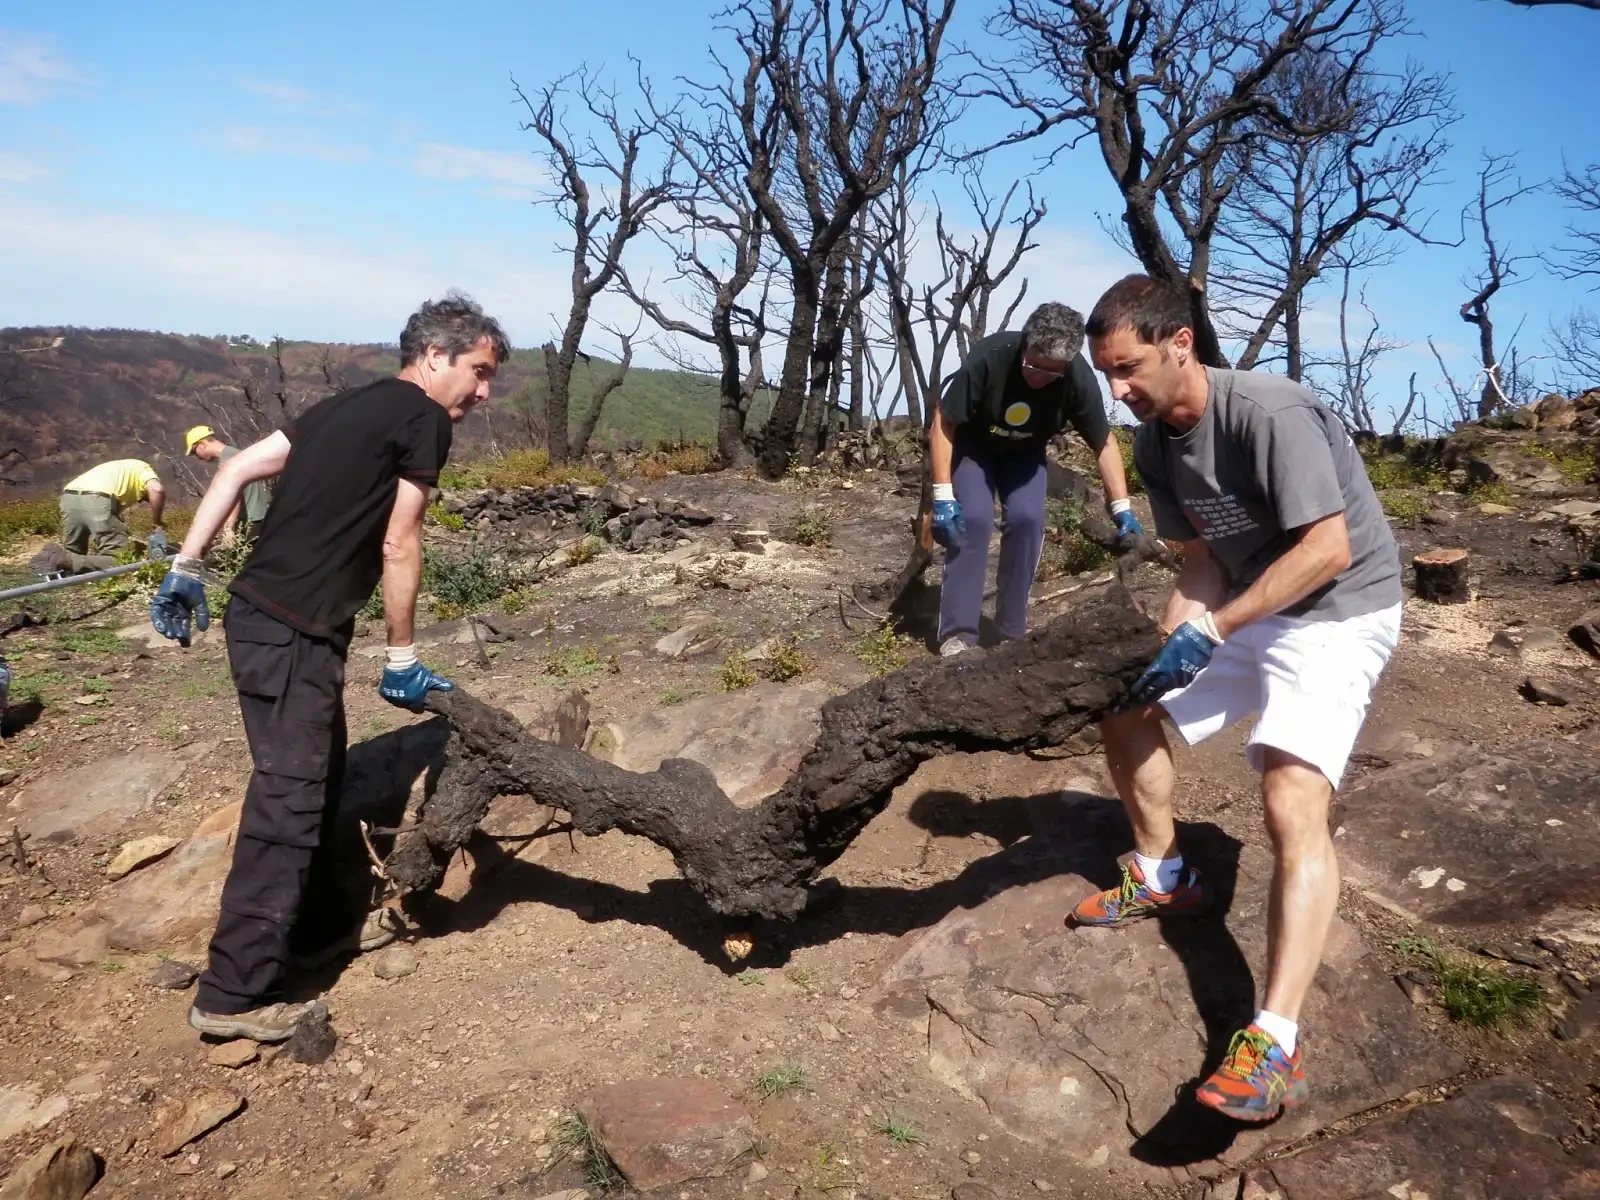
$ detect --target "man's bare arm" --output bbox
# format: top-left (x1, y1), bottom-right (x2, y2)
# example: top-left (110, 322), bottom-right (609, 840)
top-left (1212, 513), bottom-right (1352, 640)
top-left (381, 478), bottom-right (430, 648)
top-left (929, 407), bottom-right (957, 487)
top-left (178, 433), bottom-right (291, 558)
top-left (146, 480), bottom-right (167, 529)
top-left (1159, 537), bottom-right (1229, 635)
top-left (1094, 435), bottom-right (1131, 506)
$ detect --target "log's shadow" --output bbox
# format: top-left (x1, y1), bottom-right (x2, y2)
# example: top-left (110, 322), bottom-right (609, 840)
top-left (907, 788), bottom-right (1258, 1168)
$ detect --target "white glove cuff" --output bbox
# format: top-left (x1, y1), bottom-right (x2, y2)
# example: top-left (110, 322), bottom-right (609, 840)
top-left (1194, 611), bottom-right (1224, 645)
top-left (385, 645), bottom-right (419, 670)
top-left (932, 484), bottom-right (956, 503)
top-left (1109, 498), bottom-right (1133, 515)
top-left (173, 554), bottom-right (207, 580)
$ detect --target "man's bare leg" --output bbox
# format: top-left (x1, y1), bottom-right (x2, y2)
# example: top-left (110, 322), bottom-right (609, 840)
top-left (1258, 747), bottom-right (1339, 1024)
top-left (1101, 704), bottom-right (1179, 859)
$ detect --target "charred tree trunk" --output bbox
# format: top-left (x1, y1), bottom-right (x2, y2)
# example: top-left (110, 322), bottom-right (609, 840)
top-left (386, 584), bottom-right (1159, 920)
top-left (759, 273), bottom-right (819, 478)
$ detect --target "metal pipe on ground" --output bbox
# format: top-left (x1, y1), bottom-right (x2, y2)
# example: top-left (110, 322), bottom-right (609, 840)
top-left (0, 555), bottom-right (177, 604)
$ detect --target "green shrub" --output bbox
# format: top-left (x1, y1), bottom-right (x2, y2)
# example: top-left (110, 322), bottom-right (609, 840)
top-left (428, 502), bottom-right (466, 531)
top-left (1395, 936), bottom-right (1546, 1031)
top-left (764, 635), bottom-right (805, 682)
top-left (422, 542), bottom-right (514, 616)
top-left (1379, 491), bottom-right (1432, 521)
top-left (0, 497), bottom-right (59, 550)
top-left (719, 651), bottom-right (757, 691)
top-left (1039, 498), bottom-right (1115, 579)
top-left (793, 507), bottom-right (831, 547)
top-left (853, 626), bottom-right (916, 676)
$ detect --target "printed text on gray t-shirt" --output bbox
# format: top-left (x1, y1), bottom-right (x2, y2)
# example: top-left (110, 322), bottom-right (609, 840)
top-left (1133, 368), bottom-right (1401, 621)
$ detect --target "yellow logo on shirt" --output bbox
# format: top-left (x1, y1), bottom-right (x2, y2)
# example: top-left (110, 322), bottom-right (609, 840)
top-left (1003, 401), bottom-right (1032, 427)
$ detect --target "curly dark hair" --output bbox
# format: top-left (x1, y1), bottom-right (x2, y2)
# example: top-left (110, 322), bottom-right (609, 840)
top-left (399, 291), bottom-right (511, 367)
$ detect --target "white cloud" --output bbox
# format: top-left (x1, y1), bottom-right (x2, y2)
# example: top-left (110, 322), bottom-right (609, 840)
top-left (0, 29), bottom-right (90, 106)
top-left (0, 150), bottom-right (48, 183)
top-left (214, 124), bottom-right (370, 164)
top-left (234, 76), bottom-right (364, 117)
top-left (412, 142), bottom-right (545, 189)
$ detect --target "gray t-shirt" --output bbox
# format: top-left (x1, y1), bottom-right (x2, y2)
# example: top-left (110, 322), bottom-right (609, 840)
top-left (1133, 368), bottom-right (1400, 620)
top-left (218, 445), bottom-right (273, 525)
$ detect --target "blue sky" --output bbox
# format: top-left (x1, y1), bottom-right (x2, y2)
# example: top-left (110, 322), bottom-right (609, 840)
top-left (2, 0), bottom-right (1596, 422)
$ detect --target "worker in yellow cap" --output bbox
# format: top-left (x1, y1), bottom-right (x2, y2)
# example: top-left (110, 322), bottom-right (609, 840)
top-left (30, 458), bottom-right (167, 576)
top-left (186, 426), bottom-right (273, 544)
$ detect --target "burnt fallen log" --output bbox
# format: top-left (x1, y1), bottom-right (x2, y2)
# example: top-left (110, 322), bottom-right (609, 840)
top-left (389, 581), bottom-right (1160, 921)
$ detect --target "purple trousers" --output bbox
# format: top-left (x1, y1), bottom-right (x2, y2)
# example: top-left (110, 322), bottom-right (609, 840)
top-left (938, 440), bottom-right (1049, 646)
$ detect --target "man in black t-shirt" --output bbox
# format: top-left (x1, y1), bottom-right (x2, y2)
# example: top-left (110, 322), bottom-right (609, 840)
top-left (930, 302), bottom-right (1142, 655)
top-left (149, 293), bottom-right (510, 1042)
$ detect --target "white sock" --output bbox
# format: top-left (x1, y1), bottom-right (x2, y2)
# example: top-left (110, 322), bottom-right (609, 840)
top-left (1132, 852), bottom-right (1184, 894)
top-left (384, 644), bottom-right (418, 670)
top-left (1252, 1009), bottom-right (1298, 1055)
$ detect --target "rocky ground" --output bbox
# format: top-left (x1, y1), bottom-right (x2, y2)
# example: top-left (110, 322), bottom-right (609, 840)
top-left (1, 409), bottom-right (1598, 1200)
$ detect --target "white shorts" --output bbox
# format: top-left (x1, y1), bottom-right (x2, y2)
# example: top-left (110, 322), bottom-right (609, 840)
top-left (1159, 603), bottom-right (1401, 788)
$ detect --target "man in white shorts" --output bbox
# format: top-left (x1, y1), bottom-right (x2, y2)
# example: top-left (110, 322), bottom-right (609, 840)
top-left (1070, 274), bottom-right (1402, 1123)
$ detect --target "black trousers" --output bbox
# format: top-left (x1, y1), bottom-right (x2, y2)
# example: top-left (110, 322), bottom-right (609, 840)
top-left (196, 596), bottom-right (354, 1014)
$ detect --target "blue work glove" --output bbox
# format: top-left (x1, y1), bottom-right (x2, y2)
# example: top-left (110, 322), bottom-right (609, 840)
top-left (930, 489), bottom-right (965, 549)
top-left (379, 657), bottom-right (455, 710)
top-left (1126, 619), bottom-right (1220, 707)
top-left (1112, 507), bottom-right (1145, 541)
top-left (146, 529), bottom-right (169, 558)
top-left (149, 555), bottom-right (209, 649)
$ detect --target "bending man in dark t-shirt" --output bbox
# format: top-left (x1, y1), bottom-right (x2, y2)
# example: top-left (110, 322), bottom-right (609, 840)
top-left (148, 293), bottom-right (510, 1042)
top-left (930, 302), bottom-right (1142, 655)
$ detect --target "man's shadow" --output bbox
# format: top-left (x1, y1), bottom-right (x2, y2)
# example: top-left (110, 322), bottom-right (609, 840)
top-left (909, 788), bottom-right (1259, 1167)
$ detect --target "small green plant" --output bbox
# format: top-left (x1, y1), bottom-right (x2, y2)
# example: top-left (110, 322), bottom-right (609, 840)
top-left (659, 684), bottom-right (699, 706)
top-left (736, 969), bottom-right (764, 986)
top-left (80, 675), bottom-right (111, 695)
top-left (437, 461), bottom-right (489, 491)
top-left (541, 644), bottom-right (606, 682)
top-left (11, 667), bottom-right (69, 704)
top-left (154, 715), bottom-right (183, 744)
top-left (53, 626), bottom-right (127, 656)
top-left (1395, 936), bottom-right (1546, 1030)
top-left (1041, 498), bottom-right (1115, 578)
top-left (873, 1113), bottom-right (925, 1146)
top-left (0, 496), bottom-right (61, 551)
top-left (74, 714), bottom-right (101, 726)
top-left (793, 506), bottom-right (832, 547)
top-left (553, 1112), bottom-right (624, 1192)
top-left (853, 626), bottom-right (915, 676)
top-left (423, 541), bottom-right (514, 615)
top-left (647, 611), bottom-right (672, 631)
top-left (754, 1061), bottom-right (811, 1098)
top-left (1525, 441), bottom-right (1594, 484)
top-left (785, 965), bottom-right (814, 987)
top-left (427, 501), bottom-right (466, 531)
top-left (1467, 480), bottom-right (1517, 507)
top-left (1380, 491), bottom-right (1432, 521)
top-left (763, 635), bottom-right (805, 682)
top-left (719, 651), bottom-right (757, 691)
top-left (566, 536), bottom-right (603, 567)
top-left (99, 959), bottom-right (125, 973)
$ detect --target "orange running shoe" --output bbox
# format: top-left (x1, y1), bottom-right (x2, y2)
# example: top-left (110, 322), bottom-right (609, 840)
top-left (1067, 853), bottom-right (1210, 927)
top-left (1195, 1025), bottom-right (1308, 1122)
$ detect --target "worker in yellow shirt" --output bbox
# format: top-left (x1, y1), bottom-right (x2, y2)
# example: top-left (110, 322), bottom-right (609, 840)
top-left (30, 459), bottom-right (168, 576)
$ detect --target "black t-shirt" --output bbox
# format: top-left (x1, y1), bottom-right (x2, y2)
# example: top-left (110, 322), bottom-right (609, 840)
top-left (229, 378), bottom-right (452, 641)
top-left (938, 331), bottom-right (1110, 454)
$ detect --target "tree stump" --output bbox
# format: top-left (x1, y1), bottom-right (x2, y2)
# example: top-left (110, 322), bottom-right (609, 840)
top-left (392, 581), bottom-right (1161, 921)
top-left (1414, 548), bottom-right (1470, 604)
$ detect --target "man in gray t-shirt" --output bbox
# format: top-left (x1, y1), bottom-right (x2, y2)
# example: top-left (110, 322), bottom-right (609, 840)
top-left (1065, 275), bottom-right (1402, 1125)
top-left (187, 426), bottom-right (273, 541)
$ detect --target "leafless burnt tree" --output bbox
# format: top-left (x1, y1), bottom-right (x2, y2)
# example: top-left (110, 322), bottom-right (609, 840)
top-left (516, 67), bottom-right (681, 463)
top-left (1457, 153), bottom-right (1539, 419)
top-left (1305, 256), bottom-right (1406, 434)
top-left (970, 0), bottom-right (1424, 368)
top-left (725, 0), bottom-right (956, 478)
top-left (1209, 37), bottom-right (1454, 377)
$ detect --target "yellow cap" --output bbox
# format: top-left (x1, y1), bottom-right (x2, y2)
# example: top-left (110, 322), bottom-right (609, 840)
top-left (185, 426), bottom-right (216, 456)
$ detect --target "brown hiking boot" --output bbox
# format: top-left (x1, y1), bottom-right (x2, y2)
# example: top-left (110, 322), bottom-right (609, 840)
top-left (290, 907), bottom-right (404, 972)
top-left (28, 544), bottom-right (73, 577)
top-left (188, 1001), bottom-right (313, 1043)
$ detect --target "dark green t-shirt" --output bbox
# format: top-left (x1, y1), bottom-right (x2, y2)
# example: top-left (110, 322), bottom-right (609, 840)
top-left (218, 445), bottom-right (272, 525)
top-left (938, 331), bottom-right (1111, 454)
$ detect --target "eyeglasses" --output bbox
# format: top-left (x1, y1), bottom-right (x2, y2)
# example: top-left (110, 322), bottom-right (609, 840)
top-left (1020, 357), bottom-right (1066, 381)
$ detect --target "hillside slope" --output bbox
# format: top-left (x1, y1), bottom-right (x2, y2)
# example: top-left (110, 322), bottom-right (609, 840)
top-left (0, 328), bottom-right (729, 495)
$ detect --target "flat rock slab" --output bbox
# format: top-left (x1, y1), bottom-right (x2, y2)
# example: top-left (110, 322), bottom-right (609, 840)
top-left (870, 795), bottom-right (1464, 1187)
top-left (7, 745), bottom-right (207, 844)
top-left (590, 680), bottom-right (831, 808)
top-left (0, 1136), bottom-right (101, 1200)
top-left (0, 1087), bottom-right (69, 1142)
top-left (1216, 1076), bottom-right (1600, 1199)
top-left (94, 802), bottom-right (241, 952)
top-left (150, 1086), bottom-right (244, 1156)
top-left (1337, 735), bottom-right (1600, 938)
top-left (105, 834), bottom-right (181, 880)
top-left (578, 1077), bottom-right (756, 1192)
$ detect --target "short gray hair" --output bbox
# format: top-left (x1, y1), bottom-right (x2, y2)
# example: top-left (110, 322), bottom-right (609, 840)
top-left (399, 291), bottom-right (512, 367)
top-left (1020, 302), bottom-right (1086, 363)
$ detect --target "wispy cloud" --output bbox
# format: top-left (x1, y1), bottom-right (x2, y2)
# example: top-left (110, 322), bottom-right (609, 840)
top-left (0, 29), bottom-right (91, 106)
top-left (412, 142), bottom-right (544, 190)
top-left (214, 124), bottom-right (370, 165)
top-left (234, 75), bottom-right (364, 117)
top-left (0, 150), bottom-right (49, 183)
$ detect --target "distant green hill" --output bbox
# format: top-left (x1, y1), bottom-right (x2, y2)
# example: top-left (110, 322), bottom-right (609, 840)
top-left (0, 327), bottom-right (769, 495)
